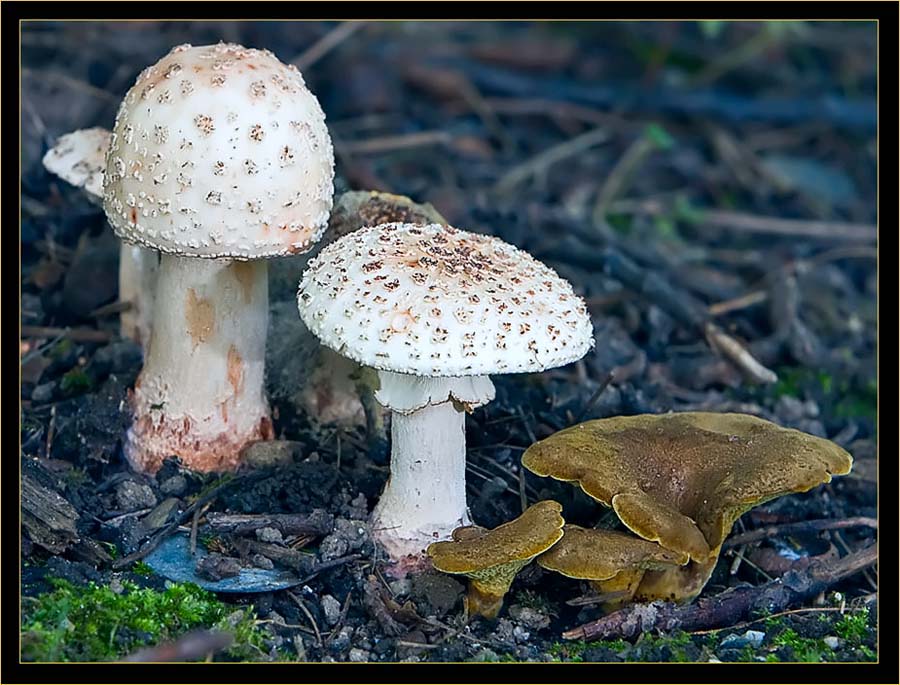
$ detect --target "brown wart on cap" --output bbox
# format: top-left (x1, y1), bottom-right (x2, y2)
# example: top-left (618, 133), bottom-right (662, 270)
top-left (297, 222), bottom-right (594, 567)
top-left (42, 127), bottom-right (159, 349)
top-left (522, 412), bottom-right (853, 602)
top-left (536, 525), bottom-right (688, 610)
top-left (427, 500), bottom-right (565, 620)
top-left (104, 42), bottom-right (334, 474)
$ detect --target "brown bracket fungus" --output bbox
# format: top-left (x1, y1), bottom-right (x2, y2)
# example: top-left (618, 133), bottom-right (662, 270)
top-left (103, 42), bottom-right (335, 474)
top-left (536, 525), bottom-right (689, 610)
top-left (522, 412), bottom-right (853, 602)
top-left (427, 500), bottom-right (565, 620)
top-left (42, 128), bottom-right (160, 349)
top-left (297, 222), bottom-right (593, 566)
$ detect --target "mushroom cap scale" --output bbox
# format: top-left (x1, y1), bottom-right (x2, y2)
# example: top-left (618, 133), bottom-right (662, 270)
top-left (42, 127), bottom-right (111, 199)
top-left (521, 412), bottom-right (852, 561)
top-left (297, 222), bottom-right (594, 377)
top-left (103, 42), bottom-right (334, 259)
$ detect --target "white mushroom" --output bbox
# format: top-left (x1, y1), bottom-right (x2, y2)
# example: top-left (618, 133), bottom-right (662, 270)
top-left (103, 42), bottom-right (334, 474)
top-left (42, 128), bottom-right (159, 348)
top-left (297, 222), bottom-right (594, 564)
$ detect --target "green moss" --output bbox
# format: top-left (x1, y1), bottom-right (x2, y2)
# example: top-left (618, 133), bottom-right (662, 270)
top-left (771, 366), bottom-right (876, 424)
top-left (548, 640), bottom-right (591, 662)
top-left (834, 608), bottom-right (870, 644)
top-left (131, 562), bottom-right (155, 577)
top-left (636, 631), bottom-right (695, 662)
top-left (59, 368), bottom-right (92, 396)
top-left (771, 628), bottom-right (829, 662)
top-left (21, 578), bottom-right (269, 662)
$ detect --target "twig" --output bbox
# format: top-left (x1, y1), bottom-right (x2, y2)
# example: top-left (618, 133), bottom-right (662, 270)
top-left (494, 127), bottom-right (608, 194)
top-left (593, 135), bottom-right (657, 221)
top-left (724, 516), bottom-right (878, 549)
top-left (337, 130), bottom-right (451, 156)
top-left (22, 325), bottom-right (113, 343)
top-left (708, 290), bottom-right (768, 317)
top-left (89, 300), bottom-right (133, 318)
top-left (574, 371), bottom-right (615, 424)
top-left (123, 630), bottom-right (233, 662)
top-left (704, 323), bottom-right (778, 385)
top-left (205, 510), bottom-right (334, 538)
top-left (287, 592), bottom-right (322, 648)
top-left (297, 553), bottom-right (362, 586)
top-left (291, 21), bottom-right (367, 71)
top-left (562, 543), bottom-right (877, 641)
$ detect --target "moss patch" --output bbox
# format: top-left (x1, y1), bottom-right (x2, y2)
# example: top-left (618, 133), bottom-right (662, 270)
top-left (21, 578), bottom-right (270, 662)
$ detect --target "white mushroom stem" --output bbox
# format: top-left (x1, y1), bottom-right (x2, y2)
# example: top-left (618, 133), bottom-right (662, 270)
top-left (370, 372), bottom-right (495, 561)
top-left (125, 254), bottom-right (273, 474)
top-left (119, 245), bottom-right (159, 352)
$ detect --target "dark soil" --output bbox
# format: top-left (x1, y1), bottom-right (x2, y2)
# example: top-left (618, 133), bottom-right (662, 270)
top-left (20, 20), bottom-right (877, 663)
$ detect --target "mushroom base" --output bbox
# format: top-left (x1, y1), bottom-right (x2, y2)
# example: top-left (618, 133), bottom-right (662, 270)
top-left (125, 255), bottom-right (272, 474)
top-left (371, 401), bottom-right (473, 566)
top-left (125, 412), bottom-right (274, 475)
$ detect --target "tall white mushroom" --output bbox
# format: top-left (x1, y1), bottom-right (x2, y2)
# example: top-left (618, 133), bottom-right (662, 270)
top-left (103, 42), bottom-right (334, 474)
top-left (297, 222), bottom-right (594, 564)
top-left (42, 128), bottom-right (159, 348)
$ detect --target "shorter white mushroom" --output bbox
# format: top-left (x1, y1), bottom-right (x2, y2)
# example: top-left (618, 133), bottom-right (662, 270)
top-left (42, 128), bottom-right (159, 349)
top-left (297, 222), bottom-right (594, 566)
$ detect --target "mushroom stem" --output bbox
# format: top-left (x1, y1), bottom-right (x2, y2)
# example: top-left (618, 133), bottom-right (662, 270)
top-left (371, 401), bottom-right (473, 560)
top-left (119, 245), bottom-right (159, 352)
top-left (125, 255), bottom-right (273, 474)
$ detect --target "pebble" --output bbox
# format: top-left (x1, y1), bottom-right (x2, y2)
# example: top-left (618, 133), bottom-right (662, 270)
top-left (348, 648), bottom-right (370, 662)
top-left (720, 629), bottom-right (765, 649)
top-left (31, 382), bottom-right (56, 403)
top-left (159, 475), bottom-right (187, 496)
top-left (241, 440), bottom-right (301, 469)
top-left (508, 604), bottom-right (550, 630)
top-left (256, 526), bottom-right (284, 544)
top-left (251, 554), bottom-right (274, 570)
top-left (321, 594), bottom-right (342, 626)
top-left (115, 480), bottom-right (158, 511)
top-left (823, 636), bottom-right (841, 649)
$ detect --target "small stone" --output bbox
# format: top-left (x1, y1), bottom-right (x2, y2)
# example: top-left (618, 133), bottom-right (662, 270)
top-left (240, 440), bottom-right (301, 469)
top-left (251, 554), bottom-right (274, 570)
top-left (109, 577), bottom-right (124, 594)
top-left (512, 625), bottom-right (531, 642)
top-left (321, 594), bottom-right (342, 626)
top-left (159, 475), bottom-right (187, 496)
top-left (256, 526), bottom-right (283, 544)
top-left (720, 629), bottom-right (765, 649)
top-left (318, 518), bottom-right (369, 561)
top-left (31, 382), bottom-right (56, 403)
top-left (196, 553), bottom-right (242, 581)
top-left (508, 604), bottom-right (550, 630)
top-left (389, 578), bottom-right (412, 598)
top-left (116, 480), bottom-right (158, 511)
top-left (823, 636), bottom-right (840, 649)
top-left (348, 648), bottom-right (370, 662)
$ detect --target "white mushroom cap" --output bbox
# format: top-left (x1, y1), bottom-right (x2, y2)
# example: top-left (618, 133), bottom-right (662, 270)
top-left (42, 127), bottom-right (110, 200)
top-left (297, 222), bottom-right (595, 377)
top-left (103, 42), bottom-right (334, 259)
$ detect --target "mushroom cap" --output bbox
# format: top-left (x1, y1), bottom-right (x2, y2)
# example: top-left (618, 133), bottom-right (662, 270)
top-left (297, 222), bottom-right (594, 377)
top-left (522, 412), bottom-right (853, 561)
top-left (103, 42), bottom-right (334, 259)
top-left (42, 127), bottom-right (111, 199)
top-left (427, 500), bottom-right (565, 574)
top-left (536, 524), bottom-right (688, 581)
top-left (328, 190), bottom-right (448, 242)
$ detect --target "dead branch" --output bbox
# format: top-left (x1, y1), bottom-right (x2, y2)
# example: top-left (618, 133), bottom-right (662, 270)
top-left (723, 516), bottom-right (878, 549)
top-left (562, 543), bottom-right (877, 641)
top-left (205, 509), bottom-right (334, 538)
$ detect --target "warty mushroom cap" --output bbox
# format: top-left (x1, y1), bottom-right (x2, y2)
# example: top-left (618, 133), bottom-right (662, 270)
top-left (297, 222), bottom-right (594, 377)
top-left (521, 412), bottom-right (853, 563)
top-left (426, 500), bottom-right (565, 618)
top-left (42, 127), bottom-right (111, 200)
top-left (103, 42), bottom-right (334, 259)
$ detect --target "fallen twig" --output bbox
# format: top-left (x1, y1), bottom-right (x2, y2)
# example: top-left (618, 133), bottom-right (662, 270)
top-left (723, 516), bottom-right (878, 549)
top-left (205, 510), bottom-right (334, 538)
top-left (562, 543), bottom-right (877, 641)
top-left (291, 21), bottom-right (367, 71)
top-left (21, 325), bottom-right (113, 343)
top-left (122, 630), bottom-right (233, 662)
